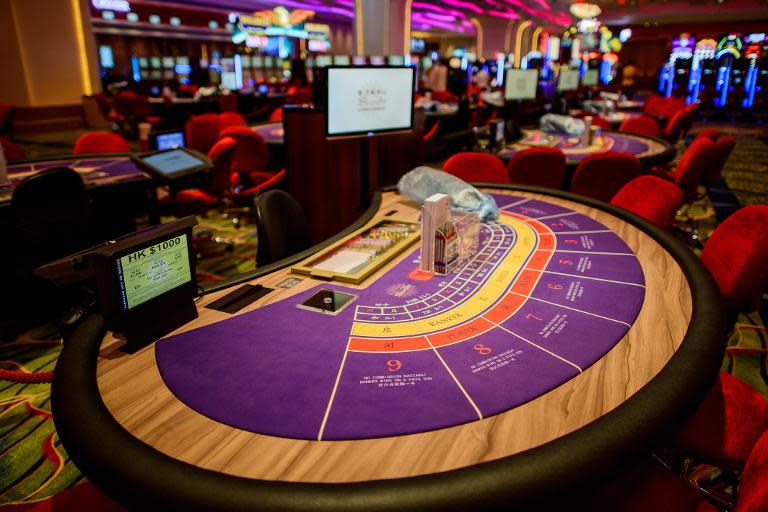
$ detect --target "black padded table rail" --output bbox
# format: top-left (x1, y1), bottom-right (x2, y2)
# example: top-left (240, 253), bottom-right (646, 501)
top-left (52, 184), bottom-right (726, 511)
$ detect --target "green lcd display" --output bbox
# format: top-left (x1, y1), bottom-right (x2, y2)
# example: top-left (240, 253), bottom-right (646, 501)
top-left (117, 235), bottom-right (192, 310)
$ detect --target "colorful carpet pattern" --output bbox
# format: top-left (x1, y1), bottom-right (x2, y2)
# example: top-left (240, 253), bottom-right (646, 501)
top-left (701, 123), bottom-right (768, 207)
top-left (724, 312), bottom-right (768, 400)
top-left (0, 334), bottom-right (83, 506)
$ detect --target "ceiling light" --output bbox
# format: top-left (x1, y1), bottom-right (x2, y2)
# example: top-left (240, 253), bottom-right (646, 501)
top-left (569, 3), bottom-right (602, 19)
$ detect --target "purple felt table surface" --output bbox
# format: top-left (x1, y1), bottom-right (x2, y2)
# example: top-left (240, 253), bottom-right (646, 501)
top-left (498, 131), bottom-right (653, 163)
top-left (156, 194), bottom-right (645, 440)
top-left (251, 122), bottom-right (284, 144)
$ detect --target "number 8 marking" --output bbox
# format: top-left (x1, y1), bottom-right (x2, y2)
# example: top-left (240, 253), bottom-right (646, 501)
top-left (387, 360), bottom-right (401, 372)
top-left (474, 344), bottom-right (492, 355)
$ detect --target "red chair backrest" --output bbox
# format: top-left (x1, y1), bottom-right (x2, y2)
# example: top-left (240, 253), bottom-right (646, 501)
top-left (219, 112), bottom-right (247, 129)
top-left (673, 136), bottom-right (715, 196)
top-left (207, 136), bottom-right (238, 196)
top-left (1, 136), bottom-right (26, 161)
top-left (185, 114), bottom-right (222, 154)
top-left (571, 152), bottom-right (642, 202)
top-left (700, 205), bottom-right (768, 312)
top-left (642, 94), bottom-right (665, 116)
top-left (73, 132), bottom-right (131, 155)
top-left (219, 93), bottom-right (238, 113)
top-left (664, 109), bottom-right (688, 143)
top-left (619, 116), bottom-right (662, 139)
top-left (443, 153), bottom-right (510, 184)
top-left (701, 136), bottom-right (735, 188)
top-left (128, 96), bottom-right (154, 119)
top-left (110, 95), bottom-right (133, 117)
top-left (610, 175), bottom-right (684, 229)
top-left (736, 428), bottom-right (768, 512)
top-left (662, 96), bottom-right (686, 119)
top-left (269, 107), bottom-right (283, 122)
top-left (695, 127), bottom-right (720, 143)
top-left (219, 125), bottom-right (269, 173)
top-left (431, 91), bottom-right (459, 103)
top-left (589, 116), bottom-right (612, 129)
top-left (506, 147), bottom-right (566, 189)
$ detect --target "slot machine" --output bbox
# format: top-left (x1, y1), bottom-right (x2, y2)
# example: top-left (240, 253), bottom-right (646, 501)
top-left (688, 39), bottom-right (717, 104)
top-left (714, 34), bottom-right (742, 107)
top-left (661, 34), bottom-right (694, 98)
top-left (742, 33), bottom-right (766, 108)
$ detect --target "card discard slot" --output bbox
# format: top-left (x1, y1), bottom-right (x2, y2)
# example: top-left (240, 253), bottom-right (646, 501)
top-left (205, 284), bottom-right (273, 314)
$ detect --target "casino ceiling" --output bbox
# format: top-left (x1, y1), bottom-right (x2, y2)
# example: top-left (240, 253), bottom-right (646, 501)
top-left (161, 0), bottom-right (768, 31)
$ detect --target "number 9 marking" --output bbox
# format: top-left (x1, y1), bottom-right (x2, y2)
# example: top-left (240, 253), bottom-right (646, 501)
top-left (387, 360), bottom-right (402, 372)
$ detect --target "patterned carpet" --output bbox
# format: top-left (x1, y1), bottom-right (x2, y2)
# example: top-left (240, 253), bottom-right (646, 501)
top-left (0, 331), bottom-right (83, 507)
top-left (695, 123), bottom-right (768, 207)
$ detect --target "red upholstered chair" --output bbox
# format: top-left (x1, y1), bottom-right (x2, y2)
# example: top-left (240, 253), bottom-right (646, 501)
top-left (699, 204), bottom-right (768, 313)
top-left (73, 132), bottom-right (131, 155)
top-left (591, 429), bottom-right (768, 512)
top-left (431, 91), bottom-right (459, 103)
top-left (1, 136), bottom-right (26, 161)
top-left (269, 107), bottom-right (284, 122)
top-left (506, 147), bottom-right (566, 189)
top-left (442, 152), bottom-right (510, 184)
top-left (589, 116), bottom-right (612, 129)
top-left (219, 125), bottom-right (269, 172)
top-left (219, 93), bottom-right (238, 113)
top-left (219, 112), bottom-right (248, 129)
top-left (610, 175), bottom-right (684, 229)
top-left (619, 116), bottom-right (662, 139)
top-left (664, 108), bottom-right (689, 143)
top-left (174, 137), bottom-right (238, 210)
top-left (185, 113), bottom-right (223, 154)
top-left (571, 152), bottom-right (643, 202)
top-left (673, 371), bottom-right (768, 471)
top-left (667, 137), bottom-right (715, 199)
top-left (695, 127), bottom-right (720, 143)
top-left (128, 95), bottom-right (163, 125)
top-left (643, 94), bottom-right (666, 117)
top-left (701, 136), bottom-right (736, 188)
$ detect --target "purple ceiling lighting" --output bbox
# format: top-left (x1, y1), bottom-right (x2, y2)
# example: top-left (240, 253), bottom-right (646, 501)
top-left (412, 2), bottom-right (467, 20)
top-left (487, 10), bottom-right (520, 20)
top-left (424, 12), bottom-right (459, 23)
top-left (439, 0), bottom-right (484, 15)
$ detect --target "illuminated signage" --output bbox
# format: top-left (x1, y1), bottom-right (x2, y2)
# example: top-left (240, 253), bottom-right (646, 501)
top-left (231, 7), bottom-right (329, 44)
top-left (92, 0), bottom-right (130, 12)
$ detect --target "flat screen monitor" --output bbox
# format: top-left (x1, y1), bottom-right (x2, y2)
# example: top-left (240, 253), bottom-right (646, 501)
top-left (138, 57), bottom-right (149, 68)
top-left (333, 55), bottom-right (351, 66)
top-left (132, 148), bottom-right (211, 181)
top-left (151, 130), bottom-right (186, 150)
top-left (150, 57), bottom-right (162, 69)
top-left (387, 55), bottom-right (405, 66)
top-left (557, 69), bottom-right (580, 91)
top-left (582, 69), bottom-right (599, 87)
top-left (369, 56), bottom-right (385, 66)
top-left (162, 56), bottom-right (175, 69)
top-left (326, 66), bottom-right (415, 138)
top-left (504, 69), bottom-right (539, 100)
top-left (94, 217), bottom-right (199, 347)
top-left (252, 56), bottom-right (264, 67)
top-left (316, 55), bottom-right (333, 67)
top-left (352, 56), bottom-right (367, 66)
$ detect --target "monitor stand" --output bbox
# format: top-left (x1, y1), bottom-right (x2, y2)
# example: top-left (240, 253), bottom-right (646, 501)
top-left (122, 294), bottom-right (198, 353)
